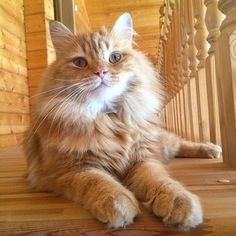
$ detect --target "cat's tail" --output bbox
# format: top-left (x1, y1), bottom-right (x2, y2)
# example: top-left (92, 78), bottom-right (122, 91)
top-left (158, 129), bottom-right (222, 160)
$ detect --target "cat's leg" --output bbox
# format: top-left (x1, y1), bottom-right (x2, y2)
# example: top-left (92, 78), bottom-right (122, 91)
top-left (124, 159), bottom-right (203, 231)
top-left (159, 129), bottom-right (222, 159)
top-left (56, 168), bottom-right (140, 228)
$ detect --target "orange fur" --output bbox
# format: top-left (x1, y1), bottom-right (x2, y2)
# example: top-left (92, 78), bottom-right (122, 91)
top-left (25, 14), bottom-right (221, 230)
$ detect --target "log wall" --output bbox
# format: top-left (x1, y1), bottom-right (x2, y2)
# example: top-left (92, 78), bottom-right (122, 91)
top-left (0, 0), bottom-right (29, 148)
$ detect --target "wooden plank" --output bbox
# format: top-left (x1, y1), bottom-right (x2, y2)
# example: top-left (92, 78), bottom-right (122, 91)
top-left (0, 113), bottom-right (30, 135)
top-left (74, 0), bottom-right (91, 32)
top-left (0, 91), bottom-right (29, 114)
top-left (0, 1), bottom-right (24, 24)
top-left (28, 68), bottom-right (45, 89)
top-left (0, 28), bottom-right (26, 57)
top-left (86, 0), bottom-right (161, 9)
top-left (0, 47), bottom-right (26, 69)
top-left (25, 14), bottom-right (46, 33)
top-left (0, 6), bottom-right (25, 39)
top-left (0, 152), bottom-right (236, 235)
top-left (26, 32), bottom-right (47, 51)
top-left (24, 0), bottom-right (44, 16)
top-left (0, 133), bottom-right (24, 148)
top-left (0, 0), bottom-right (29, 149)
top-left (0, 56), bottom-right (27, 77)
top-left (44, 0), bottom-right (54, 20)
top-left (0, 70), bottom-right (28, 95)
top-left (89, 9), bottom-right (159, 30)
top-left (27, 50), bottom-right (48, 69)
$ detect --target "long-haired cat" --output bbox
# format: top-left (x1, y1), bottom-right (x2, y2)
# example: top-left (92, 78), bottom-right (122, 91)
top-left (25, 13), bottom-right (222, 231)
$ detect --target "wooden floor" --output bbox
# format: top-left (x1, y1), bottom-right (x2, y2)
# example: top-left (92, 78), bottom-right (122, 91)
top-left (0, 147), bottom-right (236, 236)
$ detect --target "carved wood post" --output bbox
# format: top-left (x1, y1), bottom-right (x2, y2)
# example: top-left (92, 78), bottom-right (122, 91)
top-left (215, 0), bottom-right (236, 167)
top-left (191, 0), bottom-right (210, 142)
top-left (193, 0), bottom-right (208, 142)
top-left (175, 0), bottom-right (185, 137)
top-left (185, 0), bottom-right (200, 141)
top-left (181, 0), bottom-right (192, 140)
top-left (204, 0), bottom-right (224, 145)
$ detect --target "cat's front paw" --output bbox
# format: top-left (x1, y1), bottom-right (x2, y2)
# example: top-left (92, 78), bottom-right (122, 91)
top-left (92, 194), bottom-right (140, 228)
top-left (152, 187), bottom-right (203, 231)
top-left (202, 142), bottom-right (222, 159)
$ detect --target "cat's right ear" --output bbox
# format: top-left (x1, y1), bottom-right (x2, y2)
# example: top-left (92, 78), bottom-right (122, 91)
top-left (50, 21), bottom-right (73, 54)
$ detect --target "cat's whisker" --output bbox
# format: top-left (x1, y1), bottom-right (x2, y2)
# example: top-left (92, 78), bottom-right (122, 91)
top-left (55, 76), bottom-right (95, 83)
top-left (29, 86), bottom-right (67, 99)
top-left (47, 87), bottom-right (83, 146)
top-left (28, 81), bottom-right (84, 142)
top-left (55, 86), bottom-right (86, 122)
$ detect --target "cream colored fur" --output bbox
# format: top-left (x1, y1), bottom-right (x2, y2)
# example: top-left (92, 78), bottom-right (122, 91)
top-left (25, 13), bottom-right (221, 231)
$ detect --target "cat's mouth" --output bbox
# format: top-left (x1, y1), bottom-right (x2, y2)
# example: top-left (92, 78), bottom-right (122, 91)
top-left (94, 78), bottom-right (112, 90)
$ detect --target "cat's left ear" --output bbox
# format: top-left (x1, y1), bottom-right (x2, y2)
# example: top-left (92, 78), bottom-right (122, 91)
top-left (111, 13), bottom-right (136, 45)
top-left (50, 21), bottom-right (73, 55)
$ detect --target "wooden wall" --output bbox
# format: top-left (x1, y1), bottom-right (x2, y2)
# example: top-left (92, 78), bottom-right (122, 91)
top-left (74, 0), bottom-right (91, 32)
top-left (24, 0), bottom-right (55, 100)
top-left (85, 0), bottom-right (162, 65)
top-left (0, 0), bottom-right (30, 148)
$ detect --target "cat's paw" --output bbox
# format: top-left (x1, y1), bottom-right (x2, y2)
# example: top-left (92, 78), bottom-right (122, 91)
top-left (152, 188), bottom-right (203, 231)
top-left (92, 194), bottom-right (140, 228)
top-left (202, 142), bottom-right (222, 159)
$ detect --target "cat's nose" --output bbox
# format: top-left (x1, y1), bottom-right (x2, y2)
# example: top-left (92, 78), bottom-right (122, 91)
top-left (94, 69), bottom-right (108, 79)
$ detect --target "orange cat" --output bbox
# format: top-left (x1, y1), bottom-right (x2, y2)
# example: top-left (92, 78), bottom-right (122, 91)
top-left (25, 13), bottom-right (222, 231)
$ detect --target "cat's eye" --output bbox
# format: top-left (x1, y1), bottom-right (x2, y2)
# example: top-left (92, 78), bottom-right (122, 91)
top-left (109, 51), bottom-right (122, 64)
top-left (73, 57), bottom-right (88, 68)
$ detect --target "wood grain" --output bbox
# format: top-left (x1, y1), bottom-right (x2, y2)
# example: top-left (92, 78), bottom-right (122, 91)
top-left (85, 0), bottom-right (162, 64)
top-left (0, 0), bottom-right (29, 148)
top-left (0, 149), bottom-right (235, 235)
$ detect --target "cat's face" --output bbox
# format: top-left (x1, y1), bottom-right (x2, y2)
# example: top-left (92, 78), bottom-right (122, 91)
top-left (48, 13), bottom-right (138, 117)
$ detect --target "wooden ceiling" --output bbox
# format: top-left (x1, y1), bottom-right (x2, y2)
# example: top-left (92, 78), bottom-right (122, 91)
top-left (75, 0), bottom-right (163, 65)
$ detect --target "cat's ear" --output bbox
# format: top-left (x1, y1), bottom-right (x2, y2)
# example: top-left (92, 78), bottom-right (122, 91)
top-left (50, 21), bottom-right (73, 53)
top-left (111, 13), bottom-right (136, 45)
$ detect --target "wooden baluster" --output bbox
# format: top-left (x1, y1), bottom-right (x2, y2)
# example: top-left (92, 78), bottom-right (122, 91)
top-left (181, 0), bottom-right (192, 140)
top-left (175, 92), bottom-right (180, 136)
top-left (169, 1), bottom-right (178, 97)
top-left (175, 0), bottom-right (184, 137)
top-left (163, 1), bottom-right (170, 99)
top-left (174, 1), bottom-right (183, 134)
top-left (193, 0), bottom-right (209, 142)
top-left (159, 4), bottom-right (166, 102)
top-left (170, 2), bottom-right (179, 99)
top-left (191, 0), bottom-right (210, 142)
top-left (168, 0), bottom-right (177, 133)
top-left (167, 0), bottom-right (176, 99)
top-left (204, 0), bottom-right (224, 145)
top-left (158, 4), bottom-right (165, 74)
top-left (185, 0), bottom-right (199, 141)
top-left (158, 3), bottom-right (166, 109)
top-left (163, 0), bottom-right (175, 130)
top-left (180, 88), bottom-right (186, 138)
top-left (215, 0), bottom-right (236, 167)
top-left (160, 2), bottom-right (170, 126)
top-left (171, 0), bottom-right (182, 136)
